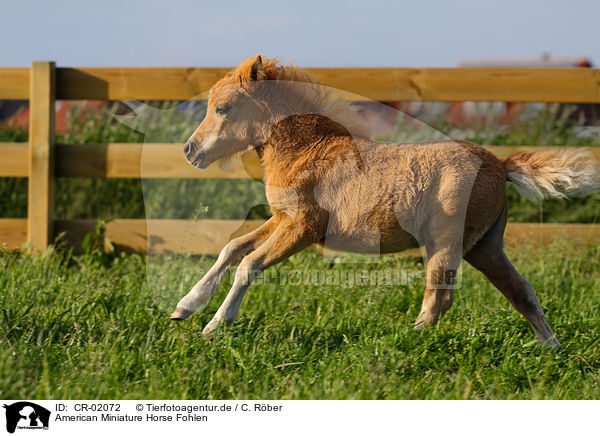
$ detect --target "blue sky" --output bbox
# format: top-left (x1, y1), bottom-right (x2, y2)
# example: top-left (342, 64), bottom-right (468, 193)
top-left (2, 0), bottom-right (598, 67)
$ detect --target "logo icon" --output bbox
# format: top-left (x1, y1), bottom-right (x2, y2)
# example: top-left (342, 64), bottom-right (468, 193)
top-left (3, 402), bottom-right (50, 434)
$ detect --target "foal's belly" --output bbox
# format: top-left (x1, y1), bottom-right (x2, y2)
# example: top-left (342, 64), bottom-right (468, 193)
top-left (319, 220), bottom-right (420, 254)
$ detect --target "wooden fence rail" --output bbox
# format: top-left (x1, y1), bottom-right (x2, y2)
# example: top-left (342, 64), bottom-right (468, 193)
top-left (1, 63), bottom-right (599, 254)
top-left (3, 67), bottom-right (600, 102)
top-left (3, 143), bottom-right (600, 180)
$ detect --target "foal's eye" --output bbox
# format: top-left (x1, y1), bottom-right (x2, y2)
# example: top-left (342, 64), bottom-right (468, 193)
top-left (215, 103), bottom-right (229, 115)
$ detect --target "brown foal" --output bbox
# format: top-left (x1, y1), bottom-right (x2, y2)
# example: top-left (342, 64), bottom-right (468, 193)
top-left (171, 55), bottom-right (600, 349)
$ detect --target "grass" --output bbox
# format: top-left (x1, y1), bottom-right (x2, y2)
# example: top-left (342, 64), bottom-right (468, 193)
top-left (0, 239), bottom-right (599, 399)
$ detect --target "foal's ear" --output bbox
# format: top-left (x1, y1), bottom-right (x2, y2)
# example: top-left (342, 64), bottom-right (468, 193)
top-left (250, 55), bottom-right (264, 81)
top-left (238, 54), bottom-right (267, 83)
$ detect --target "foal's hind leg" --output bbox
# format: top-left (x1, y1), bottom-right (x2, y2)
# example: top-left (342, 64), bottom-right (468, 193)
top-left (464, 209), bottom-right (561, 349)
top-left (465, 247), bottom-right (560, 349)
top-left (415, 242), bottom-right (462, 329)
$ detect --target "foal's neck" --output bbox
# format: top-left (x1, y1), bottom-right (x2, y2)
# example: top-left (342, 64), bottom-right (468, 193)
top-left (256, 113), bottom-right (352, 164)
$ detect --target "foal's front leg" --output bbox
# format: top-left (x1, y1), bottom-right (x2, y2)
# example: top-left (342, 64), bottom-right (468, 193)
top-left (170, 217), bottom-right (280, 320)
top-left (202, 216), bottom-right (316, 336)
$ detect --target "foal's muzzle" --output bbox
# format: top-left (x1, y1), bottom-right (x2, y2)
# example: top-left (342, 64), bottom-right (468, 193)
top-left (184, 137), bottom-right (207, 169)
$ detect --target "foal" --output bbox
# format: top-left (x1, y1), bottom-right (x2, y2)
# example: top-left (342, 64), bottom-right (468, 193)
top-left (171, 55), bottom-right (600, 348)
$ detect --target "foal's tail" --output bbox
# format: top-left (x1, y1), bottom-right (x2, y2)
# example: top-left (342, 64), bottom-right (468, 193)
top-left (503, 148), bottom-right (600, 201)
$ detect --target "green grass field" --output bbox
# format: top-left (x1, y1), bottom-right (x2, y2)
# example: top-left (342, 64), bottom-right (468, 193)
top-left (0, 239), bottom-right (599, 399)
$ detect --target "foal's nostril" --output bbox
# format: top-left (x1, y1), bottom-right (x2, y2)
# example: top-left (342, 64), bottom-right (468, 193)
top-left (184, 138), bottom-right (198, 157)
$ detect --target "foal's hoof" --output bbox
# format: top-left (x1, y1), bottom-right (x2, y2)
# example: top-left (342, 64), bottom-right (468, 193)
top-left (544, 336), bottom-right (563, 352)
top-left (202, 319), bottom-right (222, 337)
top-left (413, 323), bottom-right (426, 331)
top-left (170, 308), bottom-right (193, 321)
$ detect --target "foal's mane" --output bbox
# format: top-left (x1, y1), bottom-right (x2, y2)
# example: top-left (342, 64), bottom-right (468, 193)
top-left (228, 55), bottom-right (318, 86)
top-left (225, 55), bottom-right (371, 139)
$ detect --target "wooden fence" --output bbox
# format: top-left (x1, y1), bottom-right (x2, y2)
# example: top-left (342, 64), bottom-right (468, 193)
top-left (1, 63), bottom-right (600, 254)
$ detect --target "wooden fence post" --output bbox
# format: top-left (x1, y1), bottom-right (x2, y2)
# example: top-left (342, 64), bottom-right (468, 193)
top-left (28, 61), bottom-right (56, 251)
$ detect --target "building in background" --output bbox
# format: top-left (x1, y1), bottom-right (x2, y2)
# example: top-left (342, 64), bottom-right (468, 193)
top-left (446, 53), bottom-right (597, 127)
